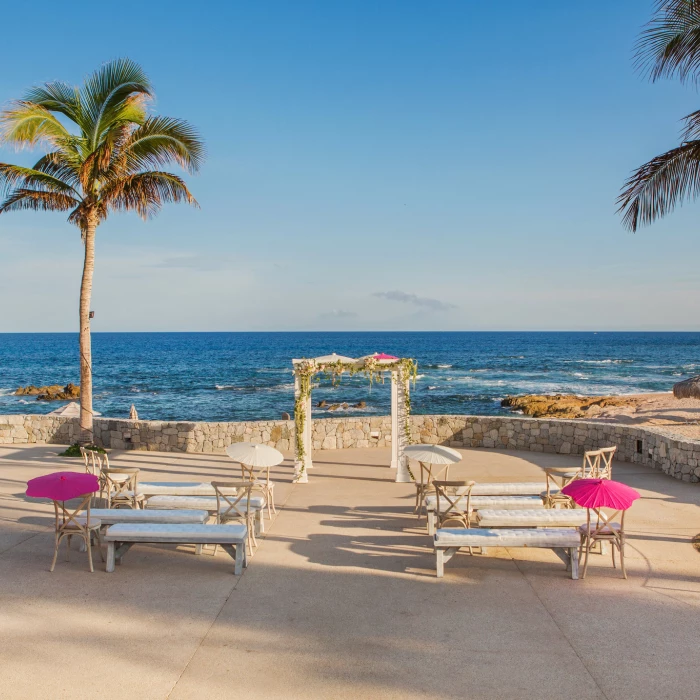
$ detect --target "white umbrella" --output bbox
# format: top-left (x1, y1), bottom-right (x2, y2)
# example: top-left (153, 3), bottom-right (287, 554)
top-left (225, 442), bottom-right (284, 467)
top-left (404, 444), bottom-right (462, 465)
top-left (48, 402), bottom-right (101, 417)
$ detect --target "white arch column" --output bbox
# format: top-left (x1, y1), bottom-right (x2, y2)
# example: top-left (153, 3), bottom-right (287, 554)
top-left (293, 371), bottom-right (311, 483)
top-left (393, 372), bottom-right (411, 483)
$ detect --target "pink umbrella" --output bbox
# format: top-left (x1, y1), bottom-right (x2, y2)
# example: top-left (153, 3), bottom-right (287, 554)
top-left (26, 472), bottom-right (99, 501)
top-left (373, 353), bottom-right (399, 360)
top-left (562, 478), bottom-right (640, 510)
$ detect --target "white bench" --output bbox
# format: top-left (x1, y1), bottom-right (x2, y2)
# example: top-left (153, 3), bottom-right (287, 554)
top-left (425, 495), bottom-right (545, 535)
top-left (476, 508), bottom-right (592, 528)
top-left (139, 482), bottom-right (236, 496)
top-left (90, 508), bottom-right (209, 525)
top-left (434, 527), bottom-right (581, 579)
top-left (104, 523), bottom-right (248, 574)
top-left (145, 495), bottom-right (265, 535)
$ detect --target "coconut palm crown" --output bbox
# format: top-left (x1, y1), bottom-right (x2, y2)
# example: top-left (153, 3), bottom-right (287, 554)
top-left (0, 59), bottom-right (204, 440)
top-left (618, 1), bottom-right (700, 230)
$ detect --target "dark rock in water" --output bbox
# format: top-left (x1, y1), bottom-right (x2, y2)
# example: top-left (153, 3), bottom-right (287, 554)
top-left (281, 412), bottom-right (291, 420)
top-left (328, 403), bottom-right (340, 411)
top-left (17, 383), bottom-right (80, 401)
top-left (342, 403), bottom-right (349, 409)
top-left (354, 401), bottom-right (366, 408)
top-left (317, 400), bottom-right (327, 408)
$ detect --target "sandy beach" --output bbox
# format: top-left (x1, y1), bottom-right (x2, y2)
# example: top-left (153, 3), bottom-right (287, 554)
top-left (504, 392), bottom-right (700, 440)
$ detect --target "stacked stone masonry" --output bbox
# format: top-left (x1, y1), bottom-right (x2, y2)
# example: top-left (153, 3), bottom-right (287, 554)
top-left (1, 413), bottom-right (699, 483)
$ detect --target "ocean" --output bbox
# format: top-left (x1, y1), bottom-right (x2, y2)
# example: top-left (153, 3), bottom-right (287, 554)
top-left (1, 332), bottom-right (699, 422)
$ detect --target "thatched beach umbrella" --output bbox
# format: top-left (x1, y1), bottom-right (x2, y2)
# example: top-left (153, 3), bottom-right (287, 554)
top-left (129, 404), bottom-right (138, 420)
top-left (673, 375), bottom-right (700, 399)
top-left (49, 402), bottom-right (100, 417)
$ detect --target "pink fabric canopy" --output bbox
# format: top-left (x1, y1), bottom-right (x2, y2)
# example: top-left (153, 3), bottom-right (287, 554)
top-left (561, 478), bottom-right (640, 510)
top-left (26, 472), bottom-right (99, 501)
top-left (373, 353), bottom-right (399, 360)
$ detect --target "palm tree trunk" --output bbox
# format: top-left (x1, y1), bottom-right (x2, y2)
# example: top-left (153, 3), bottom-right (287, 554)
top-left (78, 215), bottom-right (97, 444)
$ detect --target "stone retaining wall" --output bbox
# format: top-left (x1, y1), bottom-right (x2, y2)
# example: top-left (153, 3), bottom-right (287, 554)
top-left (1, 413), bottom-right (699, 483)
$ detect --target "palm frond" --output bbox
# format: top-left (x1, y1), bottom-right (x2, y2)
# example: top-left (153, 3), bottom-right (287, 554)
top-left (0, 188), bottom-right (79, 214)
top-left (0, 163), bottom-right (81, 199)
top-left (634, 1), bottom-right (700, 83)
top-left (617, 139), bottom-right (700, 230)
top-left (32, 151), bottom-right (82, 189)
top-left (23, 81), bottom-right (82, 124)
top-left (100, 171), bottom-right (198, 219)
top-left (0, 102), bottom-right (72, 148)
top-left (80, 59), bottom-right (152, 149)
top-left (122, 117), bottom-right (205, 174)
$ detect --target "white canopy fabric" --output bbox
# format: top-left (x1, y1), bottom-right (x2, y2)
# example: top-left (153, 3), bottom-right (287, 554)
top-left (225, 442), bottom-right (284, 467)
top-left (48, 402), bottom-right (101, 417)
top-left (307, 353), bottom-right (357, 364)
top-left (403, 444), bottom-right (462, 465)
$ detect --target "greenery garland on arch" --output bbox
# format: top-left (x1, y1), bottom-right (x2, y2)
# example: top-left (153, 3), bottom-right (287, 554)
top-left (293, 356), bottom-right (418, 477)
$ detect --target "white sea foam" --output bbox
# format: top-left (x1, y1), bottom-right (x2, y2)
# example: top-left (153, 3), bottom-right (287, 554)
top-left (427, 386), bottom-right (438, 390)
top-left (437, 364), bottom-right (452, 368)
top-left (566, 359), bottom-right (633, 365)
top-left (0, 388), bottom-right (15, 396)
top-left (415, 374), bottom-right (426, 380)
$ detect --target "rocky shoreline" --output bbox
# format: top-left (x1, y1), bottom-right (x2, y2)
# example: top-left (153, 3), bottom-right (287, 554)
top-left (501, 392), bottom-right (700, 440)
top-left (15, 384), bottom-right (80, 401)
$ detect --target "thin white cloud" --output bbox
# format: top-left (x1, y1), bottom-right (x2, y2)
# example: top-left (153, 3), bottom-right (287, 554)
top-left (319, 309), bottom-right (357, 319)
top-left (373, 290), bottom-right (457, 312)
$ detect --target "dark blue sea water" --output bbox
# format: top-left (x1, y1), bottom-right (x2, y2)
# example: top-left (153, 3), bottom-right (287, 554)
top-left (1, 332), bottom-right (699, 422)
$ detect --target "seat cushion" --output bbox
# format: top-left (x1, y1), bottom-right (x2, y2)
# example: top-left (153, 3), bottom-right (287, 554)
top-left (90, 508), bottom-right (209, 525)
top-left (425, 495), bottom-right (544, 512)
top-left (476, 509), bottom-right (590, 528)
top-left (138, 482), bottom-right (238, 496)
top-left (435, 527), bottom-right (581, 548)
top-left (145, 495), bottom-right (265, 511)
top-left (578, 522), bottom-right (621, 534)
top-left (104, 523), bottom-right (247, 543)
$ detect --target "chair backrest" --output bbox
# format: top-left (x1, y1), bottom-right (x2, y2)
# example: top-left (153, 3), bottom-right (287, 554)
top-left (102, 467), bottom-right (140, 504)
top-left (595, 446), bottom-right (616, 479)
top-left (53, 494), bottom-right (93, 533)
top-left (419, 461), bottom-right (450, 490)
top-left (582, 449), bottom-right (602, 478)
top-left (434, 480), bottom-right (475, 528)
top-left (212, 481), bottom-right (253, 522)
top-left (80, 447), bottom-right (100, 476)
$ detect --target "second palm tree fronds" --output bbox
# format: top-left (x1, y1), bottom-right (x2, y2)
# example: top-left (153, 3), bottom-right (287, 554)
top-left (619, 1), bottom-right (700, 230)
top-left (0, 59), bottom-right (204, 441)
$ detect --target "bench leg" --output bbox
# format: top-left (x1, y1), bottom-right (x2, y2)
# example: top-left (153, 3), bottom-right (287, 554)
top-left (427, 510), bottom-right (435, 536)
top-left (436, 548), bottom-right (445, 577)
top-left (194, 544), bottom-right (203, 555)
top-left (255, 510), bottom-right (263, 536)
top-left (221, 543), bottom-right (245, 575)
top-left (570, 547), bottom-right (579, 580)
top-left (106, 542), bottom-right (116, 573)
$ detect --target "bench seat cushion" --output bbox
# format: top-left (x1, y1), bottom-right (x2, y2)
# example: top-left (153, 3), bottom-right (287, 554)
top-left (104, 523), bottom-right (247, 543)
top-left (476, 509), bottom-right (591, 528)
top-left (456, 482), bottom-right (550, 496)
top-left (138, 482), bottom-right (237, 496)
top-left (425, 495), bottom-right (544, 512)
top-left (434, 527), bottom-right (582, 548)
top-left (579, 522), bottom-right (622, 535)
top-left (145, 495), bottom-right (265, 511)
top-left (90, 508), bottom-right (209, 525)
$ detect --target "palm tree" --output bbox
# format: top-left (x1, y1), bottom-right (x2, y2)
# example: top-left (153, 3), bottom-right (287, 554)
top-left (0, 59), bottom-right (204, 442)
top-left (618, 1), bottom-right (700, 230)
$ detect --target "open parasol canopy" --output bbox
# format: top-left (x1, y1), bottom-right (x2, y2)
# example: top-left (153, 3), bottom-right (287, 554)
top-left (562, 478), bottom-right (640, 510)
top-left (404, 444), bottom-right (462, 465)
top-left (225, 442), bottom-right (284, 467)
top-left (673, 375), bottom-right (700, 399)
top-left (26, 472), bottom-right (99, 501)
top-left (48, 402), bottom-right (100, 417)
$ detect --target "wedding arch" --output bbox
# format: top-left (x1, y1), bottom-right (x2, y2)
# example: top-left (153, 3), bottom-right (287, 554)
top-left (291, 353), bottom-right (417, 483)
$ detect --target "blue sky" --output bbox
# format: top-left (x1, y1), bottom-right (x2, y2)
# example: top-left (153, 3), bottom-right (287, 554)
top-left (1, 0), bottom-right (699, 331)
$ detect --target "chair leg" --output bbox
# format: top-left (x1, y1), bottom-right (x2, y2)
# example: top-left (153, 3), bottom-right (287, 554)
top-left (581, 537), bottom-right (591, 579)
top-left (611, 541), bottom-right (616, 569)
top-left (620, 538), bottom-right (627, 579)
top-left (86, 534), bottom-right (94, 573)
top-left (93, 530), bottom-right (105, 563)
top-left (65, 535), bottom-right (71, 562)
top-left (50, 533), bottom-right (61, 572)
top-left (271, 490), bottom-right (277, 515)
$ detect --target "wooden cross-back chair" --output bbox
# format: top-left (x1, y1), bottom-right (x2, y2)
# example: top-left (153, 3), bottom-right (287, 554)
top-left (50, 495), bottom-right (104, 573)
top-left (212, 481), bottom-right (258, 554)
top-left (414, 461), bottom-right (451, 520)
top-left (592, 446), bottom-right (616, 479)
top-left (102, 467), bottom-right (145, 509)
top-left (579, 507), bottom-right (627, 579)
top-left (433, 480), bottom-right (476, 529)
top-left (238, 463), bottom-right (276, 519)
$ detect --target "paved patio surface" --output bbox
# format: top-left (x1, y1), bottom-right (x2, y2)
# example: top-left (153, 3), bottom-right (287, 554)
top-left (1, 444), bottom-right (699, 699)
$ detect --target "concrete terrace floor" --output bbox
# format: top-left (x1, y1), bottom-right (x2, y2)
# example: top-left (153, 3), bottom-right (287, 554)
top-left (1, 445), bottom-right (699, 700)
